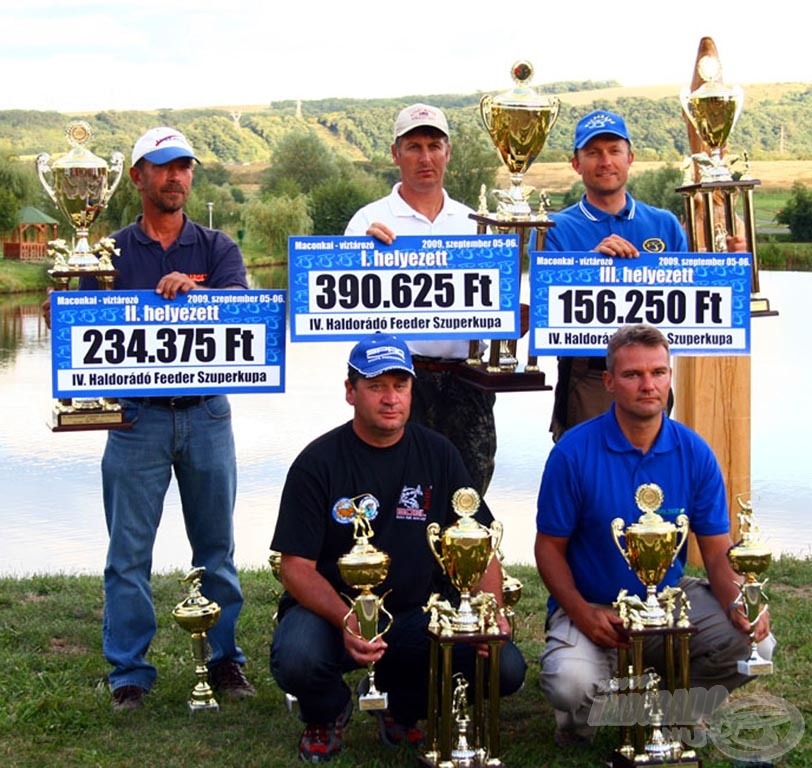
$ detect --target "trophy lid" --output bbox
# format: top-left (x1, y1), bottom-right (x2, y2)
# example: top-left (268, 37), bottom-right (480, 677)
top-left (52, 121), bottom-right (110, 171)
top-left (487, 60), bottom-right (559, 108)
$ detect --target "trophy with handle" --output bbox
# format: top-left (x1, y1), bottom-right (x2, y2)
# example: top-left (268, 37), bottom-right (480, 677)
top-left (336, 494), bottom-right (393, 710)
top-left (426, 487), bottom-right (503, 634)
top-left (611, 484), bottom-right (690, 627)
top-left (727, 495), bottom-right (773, 675)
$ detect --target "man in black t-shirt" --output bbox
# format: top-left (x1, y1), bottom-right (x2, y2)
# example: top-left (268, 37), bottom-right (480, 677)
top-left (270, 332), bottom-right (526, 764)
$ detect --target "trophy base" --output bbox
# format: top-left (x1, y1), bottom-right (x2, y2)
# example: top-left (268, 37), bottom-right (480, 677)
top-left (50, 404), bottom-right (131, 432)
top-left (456, 362), bottom-right (552, 393)
top-left (285, 693), bottom-right (300, 714)
top-left (613, 749), bottom-right (701, 768)
top-left (419, 755), bottom-right (501, 768)
top-left (738, 657), bottom-right (774, 676)
top-left (750, 295), bottom-right (778, 317)
top-left (188, 697), bottom-right (220, 713)
top-left (358, 690), bottom-right (388, 711)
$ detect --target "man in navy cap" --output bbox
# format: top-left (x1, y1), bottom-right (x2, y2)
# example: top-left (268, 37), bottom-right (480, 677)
top-left (79, 127), bottom-right (255, 710)
top-left (270, 332), bottom-right (526, 763)
top-left (541, 110), bottom-right (692, 441)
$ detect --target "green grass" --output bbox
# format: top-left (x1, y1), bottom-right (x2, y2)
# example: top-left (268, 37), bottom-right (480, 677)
top-left (0, 559), bottom-right (809, 767)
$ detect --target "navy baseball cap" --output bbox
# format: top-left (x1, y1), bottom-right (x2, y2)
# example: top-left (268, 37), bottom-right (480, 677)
top-left (348, 333), bottom-right (415, 378)
top-left (574, 110), bottom-right (631, 151)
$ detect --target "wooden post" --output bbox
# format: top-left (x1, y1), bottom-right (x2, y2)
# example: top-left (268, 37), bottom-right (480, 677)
top-left (676, 37), bottom-right (750, 563)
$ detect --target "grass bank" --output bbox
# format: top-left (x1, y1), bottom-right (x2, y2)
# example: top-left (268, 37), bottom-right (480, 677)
top-left (0, 559), bottom-right (808, 767)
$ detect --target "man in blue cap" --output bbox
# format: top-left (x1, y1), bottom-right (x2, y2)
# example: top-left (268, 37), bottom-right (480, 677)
top-left (270, 332), bottom-right (526, 763)
top-left (541, 110), bottom-right (691, 441)
top-left (79, 127), bottom-right (255, 710)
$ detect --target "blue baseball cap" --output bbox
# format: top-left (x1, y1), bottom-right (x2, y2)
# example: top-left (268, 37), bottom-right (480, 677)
top-left (573, 110), bottom-right (631, 151)
top-left (348, 333), bottom-right (415, 378)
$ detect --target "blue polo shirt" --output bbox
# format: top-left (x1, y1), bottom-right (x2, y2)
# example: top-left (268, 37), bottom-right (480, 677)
top-left (533, 193), bottom-right (688, 253)
top-left (536, 405), bottom-right (728, 612)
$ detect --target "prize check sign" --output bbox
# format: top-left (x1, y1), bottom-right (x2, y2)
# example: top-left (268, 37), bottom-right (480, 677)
top-left (529, 250), bottom-right (752, 355)
top-left (288, 234), bottom-right (520, 341)
top-left (50, 289), bottom-right (286, 397)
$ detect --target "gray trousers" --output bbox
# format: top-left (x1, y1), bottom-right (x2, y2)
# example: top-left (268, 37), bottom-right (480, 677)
top-left (540, 576), bottom-right (775, 737)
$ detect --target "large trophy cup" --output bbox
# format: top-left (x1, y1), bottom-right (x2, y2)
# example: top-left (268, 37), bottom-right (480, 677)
top-left (337, 495), bottom-right (393, 711)
top-left (461, 60), bottom-right (559, 390)
top-left (172, 567), bottom-right (221, 713)
top-left (727, 496), bottom-right (773, 675)
top-left (680, 53), bottom-right (744, 183)
top-left (610, 485), bottom-right (698, 768)
top-left (422, 488), bottom-right (507, 768)
top-left (38, 120), bottom-right (128, 431)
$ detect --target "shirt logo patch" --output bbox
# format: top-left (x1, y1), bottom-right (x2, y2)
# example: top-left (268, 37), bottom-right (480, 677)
top-left (395, 484), bottom-right (427, 522)
top-left (642, 238), bottom-right (666, 253)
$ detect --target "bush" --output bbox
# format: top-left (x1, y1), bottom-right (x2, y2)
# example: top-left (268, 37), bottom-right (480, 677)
top-left (775, 181), bottom-right (812, 241)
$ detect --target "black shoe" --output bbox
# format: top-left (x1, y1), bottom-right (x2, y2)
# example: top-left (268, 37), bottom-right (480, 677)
top-left (112, 685), bottom-right (147, 711)
top-left (208, 660), bottom-right (256, 700)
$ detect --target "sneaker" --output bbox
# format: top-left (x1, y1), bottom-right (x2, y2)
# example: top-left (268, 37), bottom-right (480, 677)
top-left (112, 685), bottom-right (147, 712)
top-left (298, 698), bottom-right (352, 763)
top-left (208, 660), bottom-right (256, 700)
top-left (372, 709), bottom-right (426, 748)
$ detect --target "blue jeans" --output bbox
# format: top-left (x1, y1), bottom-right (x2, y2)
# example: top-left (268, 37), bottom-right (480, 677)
top-left (270, 603), bottom-right (526, 725)
top-left (101, 396), bottom-right (246, 691)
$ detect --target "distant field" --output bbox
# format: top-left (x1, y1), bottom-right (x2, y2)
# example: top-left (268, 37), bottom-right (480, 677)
top-left (515, 160), bottom-right (812, 193)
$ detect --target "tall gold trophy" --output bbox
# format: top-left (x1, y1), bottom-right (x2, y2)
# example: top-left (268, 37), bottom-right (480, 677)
top-left (680, 54), bottom-right (744, 182)
top-left (426, 488), bottom-right (503, 634)
top-left (172, 567), bottom-right (221, 713)
top-left (37, 120), bottom-right (128, 431)
top-left (422, 488), bottom-right (507, 768)
top-left (610, 485), bottom-right (698, 768)
top-left (727, 496), bottom-right (773, 675)
top-left (479, 60), bottom-right (560, 221)
top-left (611, 484), bottom-right (690, 627)
top-left (337, 495), bottom-right (393, 711)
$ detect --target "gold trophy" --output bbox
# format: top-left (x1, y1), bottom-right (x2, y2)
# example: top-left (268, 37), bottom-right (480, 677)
top-left (172, 567), bottom-right (221, 713)
top-left (727, 496), bottom-right (773, 675)
top-left (480, 60), bottom-right (560, 220)
top-left (268, 550), bottom-right (301, 713)
top-left (611, 484), bottom-right (690, 627)
top-left (337, 494), bottom-right (393, 711)
top-left (426, 488), bottom-right (503, 634)
top-left (680, 54), bottom-right (744, 182)
top-left (38, 120), bottom-right (128, 431)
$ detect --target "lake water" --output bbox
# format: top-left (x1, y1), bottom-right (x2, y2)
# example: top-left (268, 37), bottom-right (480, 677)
top-left (0, 270), bottom-right (809, 576)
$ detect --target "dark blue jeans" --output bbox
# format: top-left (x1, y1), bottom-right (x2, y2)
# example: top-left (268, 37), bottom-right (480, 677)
top-left (270, 603), bottom-right (526, 725)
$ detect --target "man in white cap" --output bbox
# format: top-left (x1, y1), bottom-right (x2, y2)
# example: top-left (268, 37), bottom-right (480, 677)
top-left (344, 104), bottom-right (497, 497)
top-left (79, 127), bottom-right (255, 710)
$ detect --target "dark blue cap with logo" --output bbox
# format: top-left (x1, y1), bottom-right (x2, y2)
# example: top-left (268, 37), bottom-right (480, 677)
top-left (574, 110), bottom-right (631, 151)
top-left (348, 333), bottom-right (415, 378)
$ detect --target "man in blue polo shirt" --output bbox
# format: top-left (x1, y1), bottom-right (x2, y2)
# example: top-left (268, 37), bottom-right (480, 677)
top-left (534, 324), bottom-right (773, 747)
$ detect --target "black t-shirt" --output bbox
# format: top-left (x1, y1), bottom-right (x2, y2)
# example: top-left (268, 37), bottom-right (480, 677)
top-left (271, 421), bottom-right (494, 614)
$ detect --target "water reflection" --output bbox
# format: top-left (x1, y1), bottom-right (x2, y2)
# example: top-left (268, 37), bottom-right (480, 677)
top-left (0, 271), bottom-right (809, 576)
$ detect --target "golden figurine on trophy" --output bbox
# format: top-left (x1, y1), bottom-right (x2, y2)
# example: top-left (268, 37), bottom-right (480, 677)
top-left (680, 52), bottom-right (744, 182)
top-left (172, 567), bottom-right (221, 713)
top-left (336, 494), bottom-right (393, 711)
top-left (611, 484), bottom-right (690, 627)
top-left (727, 495), bottom-right (774, 675)
top-left (38, 120), bottom-right (128, 431)
top-left (426, 487), bottom-right (503, 634)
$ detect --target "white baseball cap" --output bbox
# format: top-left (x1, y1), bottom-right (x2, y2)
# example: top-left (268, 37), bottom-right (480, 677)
top-left (393, 103), bottom-right (450, 142)
top-left (131, 127), bottom-right (199, 166)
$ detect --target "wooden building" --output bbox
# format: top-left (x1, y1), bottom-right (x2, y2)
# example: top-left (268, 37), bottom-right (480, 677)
top-left (3, 206), bottom-right (59, 262)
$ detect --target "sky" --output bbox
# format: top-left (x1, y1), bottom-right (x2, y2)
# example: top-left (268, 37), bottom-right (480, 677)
top-left (1, 0), bottom-right (809, 113)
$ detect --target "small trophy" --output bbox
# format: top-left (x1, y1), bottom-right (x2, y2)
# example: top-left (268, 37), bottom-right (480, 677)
top-left (172, 567), bottom-right (221, 713)
top-left (337, 495), bottom-right (393, 711)
top-left (38, 120), bottom-right (128, 431)
top-left (268, 550), bottom-right (301, 713)
top-left (450, 673), bottom-right (477, 767)
top-left (680, 54), bottom-right (744, 182)
top-left (727, 496), bottom-right (773, 675)
top-left (480, 60), bottom-right (560, 220)
top-left (426, 488), bottom-right (503, 634)
top-left (611, 484), bottom-right (690, 627)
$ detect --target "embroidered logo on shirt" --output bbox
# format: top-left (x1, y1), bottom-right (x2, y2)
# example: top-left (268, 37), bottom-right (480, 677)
top-left (395, 484), bottom-right (427, 522)
top-left (642, 238), bottom-right (666, 253)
